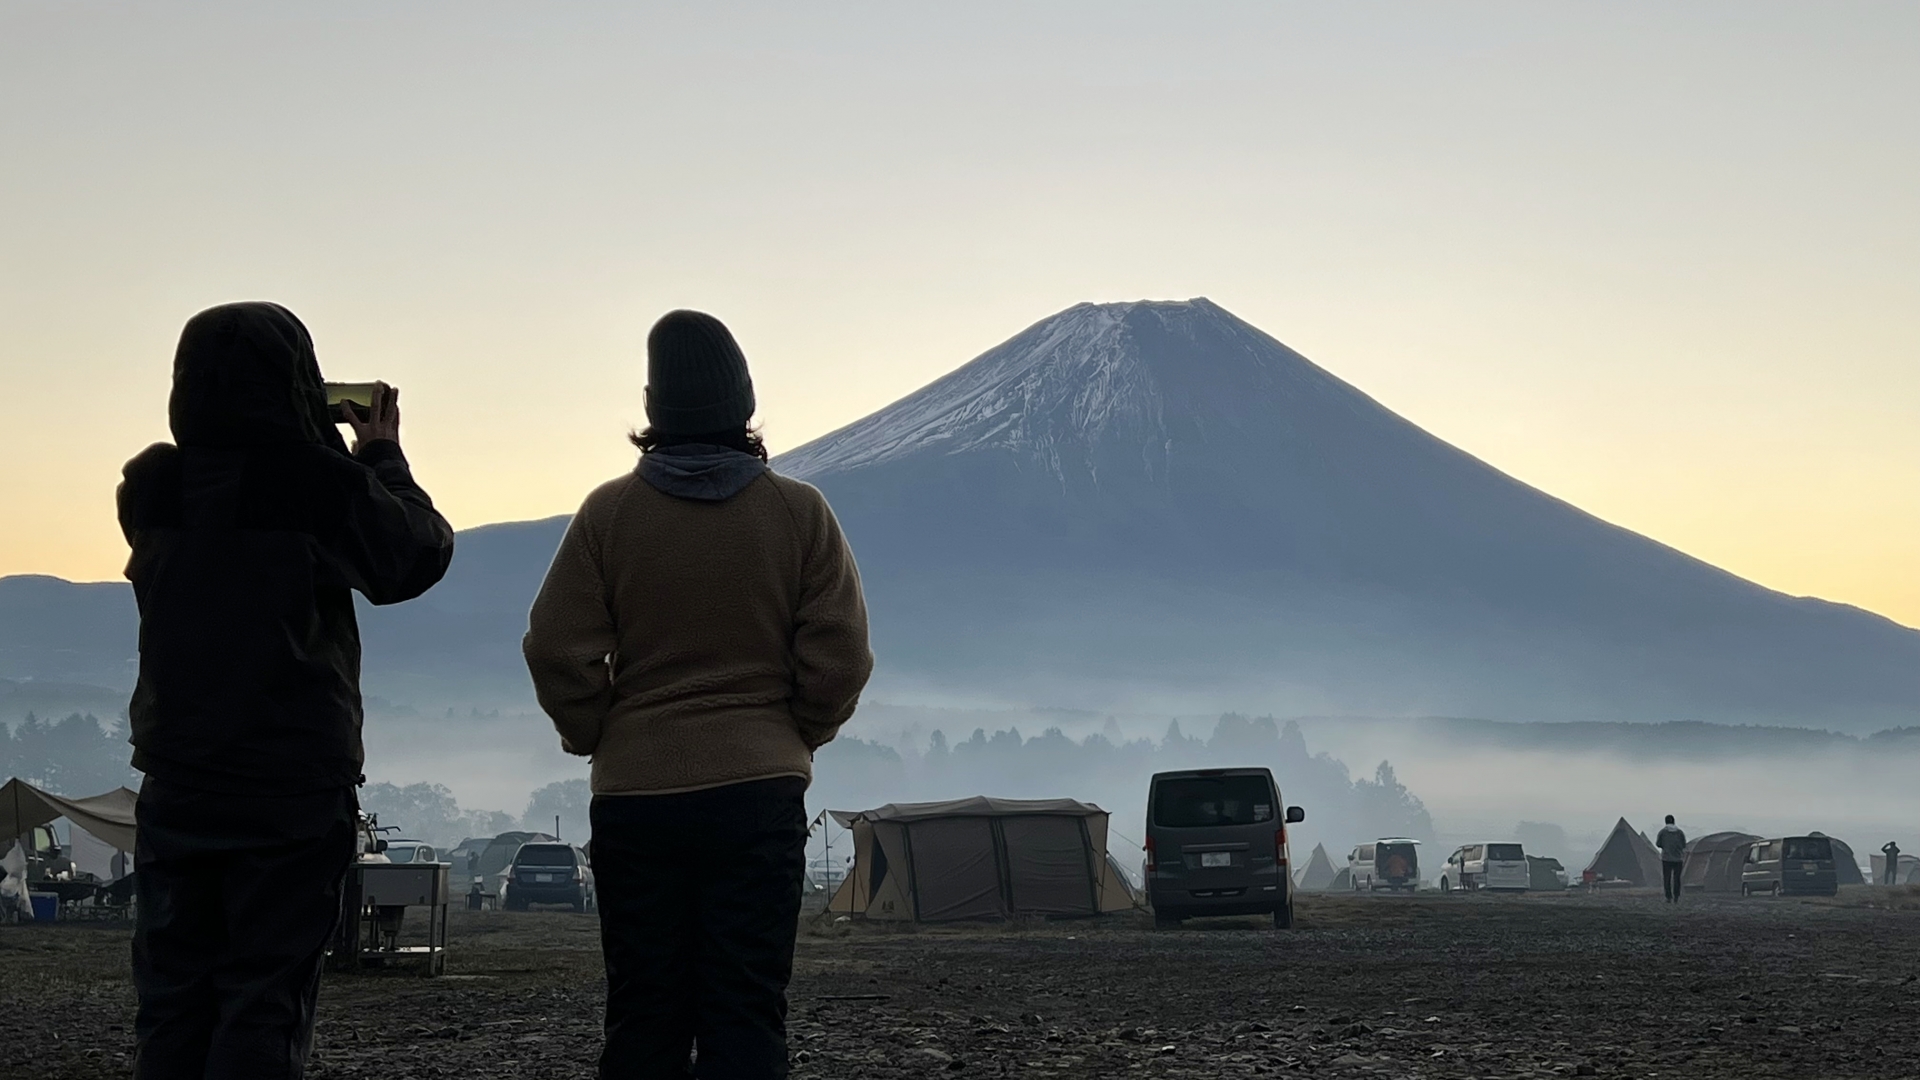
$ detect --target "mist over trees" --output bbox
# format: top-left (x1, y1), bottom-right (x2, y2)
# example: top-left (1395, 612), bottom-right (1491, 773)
top-left (2, 713), bottom-right (140, 794)
top-left (810, 713), bottom-right (1435, 857)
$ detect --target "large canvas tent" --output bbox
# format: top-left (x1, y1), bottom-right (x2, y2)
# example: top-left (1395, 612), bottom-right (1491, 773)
top-left (1296, 843), bottom-right (1338, 891)
top-left (1811, 833), bottom-right (1866, 887)
top-left (1681, 831), bottom-right (1760, 893)
top-left (1583, 817), bottom-right (1663, 886)
top-left (827, 797), bottom-right (1135, 921)
top-left (1, 778), bottom-right (137, 853)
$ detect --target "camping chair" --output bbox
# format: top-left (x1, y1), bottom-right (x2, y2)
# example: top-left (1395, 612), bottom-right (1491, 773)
top-left (86, 874), bottom-right (136, 920)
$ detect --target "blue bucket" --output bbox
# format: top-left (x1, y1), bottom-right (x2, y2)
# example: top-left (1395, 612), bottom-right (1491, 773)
top-left (29, 892), bottom-right (58, 921)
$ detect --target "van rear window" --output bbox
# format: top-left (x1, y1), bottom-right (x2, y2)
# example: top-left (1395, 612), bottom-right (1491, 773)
top-left (1486, 844), bottom-right (1523, 861)
top-left (1154, 776), bottom-right (1273, 827)
top-left (515, 845), bottom-right (577, 867)
top-left (1782, 837), bottom-right (1831, 861)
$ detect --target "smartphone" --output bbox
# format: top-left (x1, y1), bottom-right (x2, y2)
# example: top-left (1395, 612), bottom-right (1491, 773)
top-left (324, 382), bottom-right (381, 423)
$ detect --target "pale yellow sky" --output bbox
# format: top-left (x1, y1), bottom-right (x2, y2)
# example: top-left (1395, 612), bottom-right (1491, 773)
top-left (2, 3), bottom-right (1915, 626)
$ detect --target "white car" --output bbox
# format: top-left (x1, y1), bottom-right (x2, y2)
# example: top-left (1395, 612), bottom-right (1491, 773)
top-left (1439, 842), bottom-right (1530, 892)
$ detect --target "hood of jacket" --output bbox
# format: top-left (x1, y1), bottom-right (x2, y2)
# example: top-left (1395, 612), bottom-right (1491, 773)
top-left (168, 302), bottom-right (348, 453)
top-left (638, 444), bottom-right (770, 502)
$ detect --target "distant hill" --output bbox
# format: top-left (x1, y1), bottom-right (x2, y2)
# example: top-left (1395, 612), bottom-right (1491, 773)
top-left (3, 298), bottom-right (1916, 730)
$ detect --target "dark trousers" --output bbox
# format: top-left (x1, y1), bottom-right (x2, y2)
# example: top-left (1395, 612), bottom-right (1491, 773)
top-left (591, 776), bottom-right (809, 1080)
top-left (132, 778), bottom-right (357, 1080)
top-left (1662, 861), bottom-right (1683, 902)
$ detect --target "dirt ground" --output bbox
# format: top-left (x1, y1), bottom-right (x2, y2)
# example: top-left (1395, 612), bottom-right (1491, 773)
top-left (5, 888), bottom-right (1919, 1079)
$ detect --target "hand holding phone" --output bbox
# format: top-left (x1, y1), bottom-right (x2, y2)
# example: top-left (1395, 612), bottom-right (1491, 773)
top-left (325, 381), bottom-right (400, 453)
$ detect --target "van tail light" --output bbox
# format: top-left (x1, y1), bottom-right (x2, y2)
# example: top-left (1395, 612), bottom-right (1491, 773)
top-left (574, 868), bottom-right (585, 883)
top-left (1275, 829), bottom-right (1288, 869)
top-left (1144, 836), bottom-right (1157, 874)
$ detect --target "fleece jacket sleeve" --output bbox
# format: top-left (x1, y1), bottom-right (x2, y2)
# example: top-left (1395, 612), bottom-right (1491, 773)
top-left (789, 493), bottom-right (875, 750)
top-left (523, 497), bottom-right (616, 756)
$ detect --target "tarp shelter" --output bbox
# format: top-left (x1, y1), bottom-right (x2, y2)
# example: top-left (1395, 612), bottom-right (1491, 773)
top-left (1, 778), bottom-right (138, 853)
top-left (1583, 817), bottom-right (1663, 886)
top-left (1810, 833), bottom-right (1865, 887)
top-left (1870, 853), bottom-right (1920, 885)
top-left (827, 797), bottom-right (1134, 921)
top-left (1526, 855), bottom-right (1566, 891)
top-left (1297, 843), bottom-right (1338, 891)
top-left (1682, 831), bottom-right (1760, 893)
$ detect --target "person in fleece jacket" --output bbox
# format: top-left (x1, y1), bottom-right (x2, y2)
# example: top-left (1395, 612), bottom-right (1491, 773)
top-left (524, 309), bottom-right (872, 1080)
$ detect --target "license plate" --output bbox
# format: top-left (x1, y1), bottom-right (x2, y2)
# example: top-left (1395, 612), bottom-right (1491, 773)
top-left (1201, 852), bottom-right (1232, 868)
top-left (532, 873), bottom-right (552, 882)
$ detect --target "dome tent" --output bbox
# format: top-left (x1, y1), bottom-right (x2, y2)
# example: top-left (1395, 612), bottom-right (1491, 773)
top-left (1681, 831), bottom-right (1761, 893)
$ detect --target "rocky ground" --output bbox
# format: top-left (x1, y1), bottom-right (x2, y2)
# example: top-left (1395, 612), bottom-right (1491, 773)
top-left (5, 888), bottom-right (1918, 1078)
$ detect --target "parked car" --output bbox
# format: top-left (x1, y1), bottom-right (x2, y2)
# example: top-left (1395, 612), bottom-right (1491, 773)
top-left (1741, 835), bottom-right (1838, 897)
top-left (503, 842), bottom-right (596, 912)
top-left (1144, 767), bottom-right (1305, 929)
top-left (381, 840), bottom-right (438, 865)
top-left (1439, 842), bottom-right (1530, 892)
top-left (1349, 838), bottom-right (1422, 892)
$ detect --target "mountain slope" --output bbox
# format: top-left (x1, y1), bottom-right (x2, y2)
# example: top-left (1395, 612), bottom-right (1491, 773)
top-left (774, 299), bottom-right (1920, 727)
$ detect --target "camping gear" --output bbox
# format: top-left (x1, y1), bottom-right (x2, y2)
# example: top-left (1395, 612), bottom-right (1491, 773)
top-left (1583, 818), bottom-right (1663, 886)
top-left (827, 797), bottom-right (1136, 921)
top-left (1681, 832), bottom-right (1761, 893)
top-left (29, 892), bottom-right (58, 921)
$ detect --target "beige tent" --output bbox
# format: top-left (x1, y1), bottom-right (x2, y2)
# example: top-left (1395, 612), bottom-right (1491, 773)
top-left (1, 778), bottom-right (138, 852)
top-left (1296, 843), bottom-right (1338, 891)
top-left (1583, 818), bottom-right (1663, 886)
top-left (827, 797), bottom-right (1135, 921)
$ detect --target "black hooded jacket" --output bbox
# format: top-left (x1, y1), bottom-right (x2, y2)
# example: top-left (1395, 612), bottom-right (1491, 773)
top-left (117, 303), bottom-right (455, 794)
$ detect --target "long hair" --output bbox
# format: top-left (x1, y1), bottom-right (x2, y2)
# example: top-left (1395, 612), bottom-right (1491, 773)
top-left (628, 425), bottom-right (769, 462)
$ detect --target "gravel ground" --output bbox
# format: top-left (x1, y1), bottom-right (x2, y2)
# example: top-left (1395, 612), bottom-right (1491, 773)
top-left (5, 888), bottom-right (1918, 1078)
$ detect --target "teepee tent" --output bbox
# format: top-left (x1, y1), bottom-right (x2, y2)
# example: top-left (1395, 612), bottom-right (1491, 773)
top-left (1583, 817), bottom-right (1663, 886)
top-left (1297, 843), bottom-right (1338, 891)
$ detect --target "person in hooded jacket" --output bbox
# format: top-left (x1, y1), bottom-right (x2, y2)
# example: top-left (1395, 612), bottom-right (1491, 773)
top-left (118, 302), bottom-right (454, 1079)
top-left (1656, 815), bottom-right (1687, 903)
top-left (524, 310), bottom-right (872, 1079)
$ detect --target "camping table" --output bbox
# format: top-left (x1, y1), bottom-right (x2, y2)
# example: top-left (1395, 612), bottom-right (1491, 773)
top-left (326, 861), bottom-right (450, 976)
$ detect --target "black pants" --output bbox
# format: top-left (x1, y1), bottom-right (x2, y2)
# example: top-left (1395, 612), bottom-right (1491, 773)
top-left (591, 776), bottom-right (809, 1080)
top-left (132, 778), bottom-right (357, 1080)
top-left (1662, 861), bottom-right (1683, 902)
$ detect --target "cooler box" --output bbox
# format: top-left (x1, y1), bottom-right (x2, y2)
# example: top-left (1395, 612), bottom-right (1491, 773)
top-left (29, 892), bottom-right (59, 921)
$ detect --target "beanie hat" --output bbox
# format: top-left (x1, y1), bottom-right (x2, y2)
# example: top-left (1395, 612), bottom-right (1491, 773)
top-left (644, 310), bottom-right (756, 436)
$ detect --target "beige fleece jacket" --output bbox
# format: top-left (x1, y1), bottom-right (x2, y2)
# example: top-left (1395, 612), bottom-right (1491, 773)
top-left (522, 467), bottom-right (873, 795)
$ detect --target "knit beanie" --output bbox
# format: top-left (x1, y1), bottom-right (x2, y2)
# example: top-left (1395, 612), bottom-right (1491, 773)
top-left (644, 310), bottom-right (756, 436)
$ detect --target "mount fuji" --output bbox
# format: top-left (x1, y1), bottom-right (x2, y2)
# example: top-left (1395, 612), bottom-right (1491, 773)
top-left (772, 298), bottom-right (1920, 728)
top-left (3, 298), bottom-right (1915, 730)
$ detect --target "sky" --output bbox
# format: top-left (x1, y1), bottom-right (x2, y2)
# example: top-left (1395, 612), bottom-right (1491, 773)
top-left (2, 2), bottom-right (1916, 627)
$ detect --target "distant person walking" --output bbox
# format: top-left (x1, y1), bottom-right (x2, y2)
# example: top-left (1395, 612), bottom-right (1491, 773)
top-left (1656, 815), bottom-right (1687, 903)
top-left (524, 310), bottom-right (873, 1079)
top-left (1884, 840), bottom-right (1902, 885)
top-left (121, 303), bottom-right (454, 1078)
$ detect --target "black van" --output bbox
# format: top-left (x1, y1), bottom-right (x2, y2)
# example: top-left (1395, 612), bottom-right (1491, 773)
top-left (1741, 836), bottom-right (1838, 897)
top-left (1145, 768), bottom-right (1305, 929)
top-left (503, 842), bottom-right (597, 912)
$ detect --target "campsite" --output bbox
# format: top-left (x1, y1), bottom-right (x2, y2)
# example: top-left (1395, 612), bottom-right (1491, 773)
top-left (6, 888), bottom-right (1920, 1078)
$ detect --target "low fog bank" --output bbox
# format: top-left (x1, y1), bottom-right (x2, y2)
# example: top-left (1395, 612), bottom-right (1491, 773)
top-left (12, 702), bottom-right (1919, 877)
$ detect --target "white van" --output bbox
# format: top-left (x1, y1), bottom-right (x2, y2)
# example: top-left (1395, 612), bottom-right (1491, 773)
top-left (1347, 838), bottom-right (1421, 892)
top-left (1439, 842), bottom-right (1529, 892)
